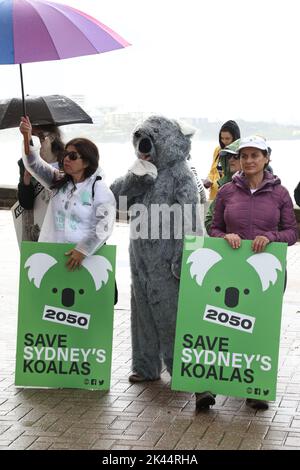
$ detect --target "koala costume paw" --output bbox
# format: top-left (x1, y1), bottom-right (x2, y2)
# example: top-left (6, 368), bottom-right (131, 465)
top-left (129, 159), bottom-right (158, 179)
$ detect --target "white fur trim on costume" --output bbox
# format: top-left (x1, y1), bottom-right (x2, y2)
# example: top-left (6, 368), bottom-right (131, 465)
top-left (129, 159), bottom-right (158, 178)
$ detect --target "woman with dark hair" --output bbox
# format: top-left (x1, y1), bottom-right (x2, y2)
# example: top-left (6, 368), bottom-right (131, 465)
top-left (195, 135), bottom-right (298, 411)
top-left (203, 120), bottom-right (241, 201)
top-left (19, 116), bottom-right (115, 270)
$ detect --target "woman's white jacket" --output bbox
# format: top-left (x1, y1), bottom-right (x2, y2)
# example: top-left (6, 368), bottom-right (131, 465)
top-left (22, 143), bottom-right (116, 256)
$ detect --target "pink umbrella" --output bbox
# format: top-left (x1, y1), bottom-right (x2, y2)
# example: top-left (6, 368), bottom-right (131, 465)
top-left (0, 0), bottom-right (130, 151)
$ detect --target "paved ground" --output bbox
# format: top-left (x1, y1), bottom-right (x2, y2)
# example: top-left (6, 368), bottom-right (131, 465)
top-left (0, 210), bottom-right (300, 451)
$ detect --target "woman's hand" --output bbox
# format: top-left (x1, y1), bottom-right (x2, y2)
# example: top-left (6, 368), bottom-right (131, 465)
top-left (65, 249), bottom-right (85, 271)
top-left (19, 116), bottom-right (32, 141)
top-left (224, 233), bottom-right (241, 249)
top-left (252, 236), bottom-right (270, 253)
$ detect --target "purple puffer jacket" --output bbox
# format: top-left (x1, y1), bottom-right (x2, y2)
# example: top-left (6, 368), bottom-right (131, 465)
top-left (210, 171), bottom-right (298, 245)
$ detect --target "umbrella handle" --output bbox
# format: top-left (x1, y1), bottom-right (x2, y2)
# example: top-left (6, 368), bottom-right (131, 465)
top-left (24, 134), bottom-right (30, 155)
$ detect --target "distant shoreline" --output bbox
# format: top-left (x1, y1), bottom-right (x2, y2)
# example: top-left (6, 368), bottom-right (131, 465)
top-left (1, 115), bottom-right (300, 142)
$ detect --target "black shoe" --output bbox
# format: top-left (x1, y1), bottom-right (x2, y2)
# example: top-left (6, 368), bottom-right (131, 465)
top-left (195, 391), bottom-right (216, 410)
top-left (128, 373), bottom-right (160, 383)
top-left (246, 398), bottom-right (269, 410)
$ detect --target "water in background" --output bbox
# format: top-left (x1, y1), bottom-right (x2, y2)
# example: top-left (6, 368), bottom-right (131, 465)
top-left (1, 131), bottom-right (299, 200)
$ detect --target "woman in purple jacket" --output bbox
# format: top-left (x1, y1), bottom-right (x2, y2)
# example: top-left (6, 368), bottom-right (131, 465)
top-left (195, 135), bottom-right (298, 412)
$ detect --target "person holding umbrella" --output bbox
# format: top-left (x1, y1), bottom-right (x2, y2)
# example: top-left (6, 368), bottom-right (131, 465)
top-left (0, 93), bottom-right (94, 241)
top-left (17, 123), bottom-right (65, 241)
top-left (19, 116), bottom-right (116, 269)
top-left (18, 124), bottom-right (64, 204)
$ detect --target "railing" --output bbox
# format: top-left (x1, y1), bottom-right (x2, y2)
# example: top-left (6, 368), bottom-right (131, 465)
top-left (0, 186), bottom-right (18, 210)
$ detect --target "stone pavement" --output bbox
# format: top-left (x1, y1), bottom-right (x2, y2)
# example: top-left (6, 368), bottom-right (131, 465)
top-left (0, 210), bottom-right (300, 451)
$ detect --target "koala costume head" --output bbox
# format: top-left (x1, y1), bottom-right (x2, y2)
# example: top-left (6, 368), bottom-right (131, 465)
top-left (132, 115), bottom-right (195, 170)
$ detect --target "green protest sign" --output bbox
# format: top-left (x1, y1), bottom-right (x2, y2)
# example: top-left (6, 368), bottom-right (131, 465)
top-left (171, 237), bottom-right (287, 401)
top-left (15, 242), bottom-right (116, 390)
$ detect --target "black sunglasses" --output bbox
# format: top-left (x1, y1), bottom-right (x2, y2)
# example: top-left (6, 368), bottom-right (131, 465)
top-left (63, 151), bottom-right (82, 161)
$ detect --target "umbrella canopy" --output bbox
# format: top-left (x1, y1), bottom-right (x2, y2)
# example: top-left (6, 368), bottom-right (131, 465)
top-left (0, 95), bottom-right (93, 129)
top-left (0, 0), bottom-right (130, 153)
top-left (0, 0), bottom-right (130, 64)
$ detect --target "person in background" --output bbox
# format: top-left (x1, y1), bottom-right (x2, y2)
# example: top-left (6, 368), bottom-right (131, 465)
top-left (18, 124), bottom-right (64, 208)
top-left (178, 121), bottom-right (207, 204)
top-left (196, 135), bottom-right (297, 411)
top-left (19, 116), bottom-right (115, 269)
top-left (188, 155), bottom-right (207, 204)
top-left (205, 139), bottom-right (240, 233)
top-left (203, 120), bottom-right (241, 201)
top-left (17, 124), bottom-right (65, 241)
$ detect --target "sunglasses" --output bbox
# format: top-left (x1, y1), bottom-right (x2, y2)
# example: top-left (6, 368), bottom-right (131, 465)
top-left (227, 154), bottom-right (239, 160)
top-left (63, 151), bottom-right (82, 161)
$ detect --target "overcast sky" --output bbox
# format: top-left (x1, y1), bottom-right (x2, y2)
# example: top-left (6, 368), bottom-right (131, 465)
top-left (1, 0), bottom-right (300, 124)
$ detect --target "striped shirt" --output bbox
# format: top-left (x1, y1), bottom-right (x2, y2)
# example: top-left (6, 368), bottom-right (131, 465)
top-left (189, 164), bottom-right (207, 204)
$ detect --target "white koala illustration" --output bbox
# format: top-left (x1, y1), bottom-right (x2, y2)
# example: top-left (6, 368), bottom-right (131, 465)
top-left (24, 253), bottom-right (112, 291)
top-left (187, 248), bottom-right (282, 292)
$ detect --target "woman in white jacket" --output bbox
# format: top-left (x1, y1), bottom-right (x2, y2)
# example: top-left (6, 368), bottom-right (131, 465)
top-left (20, 116), bottom-right (116, 270)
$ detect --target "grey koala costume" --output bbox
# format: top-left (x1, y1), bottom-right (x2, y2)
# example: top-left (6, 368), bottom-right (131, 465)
top-left (111, 116), bottom-right (202, 380)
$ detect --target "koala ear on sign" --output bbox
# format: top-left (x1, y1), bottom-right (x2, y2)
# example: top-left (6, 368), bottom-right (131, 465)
top-left (246, 253), bottom-right (282, 291)
top-left (82, 256), bottom-right (113, 291)
top-left (24, 253), bottom-right (58, 288)
top-left (187, 248), bottom-right (222, 286)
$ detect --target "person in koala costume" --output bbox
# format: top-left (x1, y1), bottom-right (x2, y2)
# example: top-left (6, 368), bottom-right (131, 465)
top-left (111, 115), bottom-right (203, 383)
